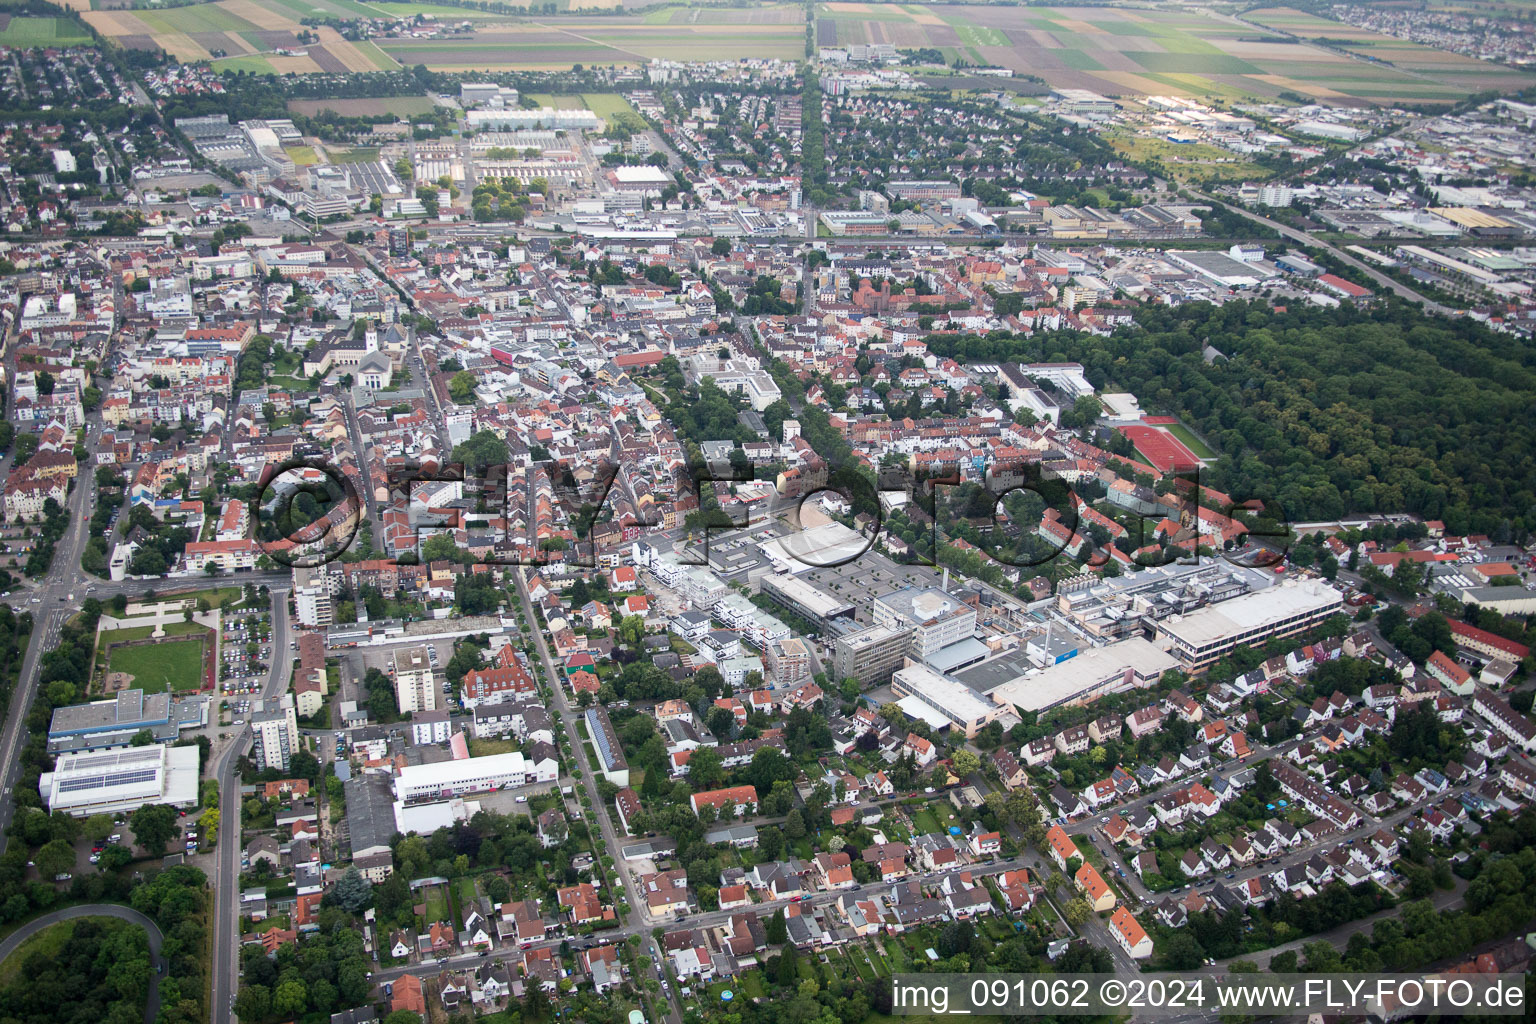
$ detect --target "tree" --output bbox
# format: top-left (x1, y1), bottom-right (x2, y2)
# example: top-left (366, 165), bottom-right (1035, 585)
top-left (1161, 930), bottom-right (1206, 970)
top-left (706, 705), bottom-right (736, 738)
top-left (951, 749), bottom-right (981, 778)
top-left (234, 985), bottom-right (271, 1021)
top-left (129, 804), bottom-right (178, 855)
top-left (34, 838), bottom-right (75, 880)
top-left (449, 370), bottom-right (478, 404)
top-left (783, 808), bottom-right (806, 840)
top-left (758, 825), bottom-right (784, 861)
top-left (82, 813), bottom-right (115, 844)
top-left (688, 745), bottom-right (725, 789)
top-left (1063, 897), bottom-right (1091, 927)
top-left (766, 907), bottom-right (787, 944)
top-left (612, 614), bottom-right (643, 648)
top-left (333, 865), bottom-right (372, 912)
top-left (711, 238), bottom-right (731, 256)
top-left (272, 978), bottom-right (308, 1016)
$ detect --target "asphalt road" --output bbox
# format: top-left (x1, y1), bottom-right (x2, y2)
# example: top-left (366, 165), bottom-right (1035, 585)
top-left (0, 903), bottom-right (166, 1024)
top-left (0, 438), bottom-right (96, 856)
top-left (1191, 191), bottom-right (1454, 316)
top-left (213, 585), bottom-right (292, 1023)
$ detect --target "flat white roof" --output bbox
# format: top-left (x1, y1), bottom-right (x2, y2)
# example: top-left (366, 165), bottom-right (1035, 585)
top-left (985, 637), bottom-right (1179, 713)
top-left (895, 694), bottom-right (954, 732)
top-left (762, 573), bottom-right (853, 619)
top-left (893, 662), bottom-right (998, 725)
top-left (612, 165), bottom-right (672, 184)
top-left (759, 521), bottom-right (870, 573)
top-left (41, 743), bottom-right (199, 812)
top-left (394, 751), bottom-right (527, 793)
top-left (1157, 581), bottom-right (1342, 648)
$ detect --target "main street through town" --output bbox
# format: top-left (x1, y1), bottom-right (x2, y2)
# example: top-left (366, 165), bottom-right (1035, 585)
top-left (211, 585), bottom-right (293, 1021)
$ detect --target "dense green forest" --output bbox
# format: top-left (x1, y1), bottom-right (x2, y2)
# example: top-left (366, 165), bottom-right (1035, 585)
top-left (926, 300), bottom-right (1536, 538)
top-left (0, 915), bottom-right (150, 1024)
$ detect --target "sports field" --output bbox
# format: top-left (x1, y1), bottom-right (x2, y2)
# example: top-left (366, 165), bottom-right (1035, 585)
top-left (107, 637), bottom-right (206, 694)
top-left (1120, 424), bottom-right (1203, 474)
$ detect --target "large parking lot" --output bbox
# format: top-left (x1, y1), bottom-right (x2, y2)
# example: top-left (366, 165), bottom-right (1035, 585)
top-left (358, 638), bottom-right (457, 706)
top-left (220, 609), bottom-right (273, 697)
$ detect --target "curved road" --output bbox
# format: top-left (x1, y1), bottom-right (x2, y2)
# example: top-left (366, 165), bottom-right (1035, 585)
top-left (0, 904), bottom-right (165, 1024)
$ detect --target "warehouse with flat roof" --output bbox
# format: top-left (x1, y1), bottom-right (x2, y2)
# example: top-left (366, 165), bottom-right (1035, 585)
top-left (976, 637), bottom-right (1179, 714)
top-left (759, 572), bottom-right (856, 632)
top-left (1153, 580), bottom-right (1344, 672)
top-left (47, 689), bottom-right (207, 754)
top-left (393, 751), bottom-right (533, 803)
top-left (40, 744), bottom-right (200, 816)
top-left (890, 662), bottom-right (1008, 739)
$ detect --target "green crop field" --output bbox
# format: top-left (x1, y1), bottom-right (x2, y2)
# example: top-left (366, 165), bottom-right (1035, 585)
top-left (107, 637), bottom-right (205, 694)
top-left (133, 4), bottom-right (253, 34)
top-left (368, 1), bottom-right (511, 18)
top-left (0, 15), bottom-right (91, 46)
top-left (263, 0), bottom-right (384, 20)
top-left (211, 53), bottom-right (278, 74)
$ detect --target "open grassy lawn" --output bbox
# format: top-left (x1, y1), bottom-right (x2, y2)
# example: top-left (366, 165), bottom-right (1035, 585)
top-left (285, 145), bottom-right (319, 166)
top-left (582, 92), bottom-right (644, 127)
top-left (109, 619), bottom-right (211, 639)
top-left (422, 886), bottom-right (451, 924)
top-left (909, 807), bottom-right (942, 834)
top-left (468, 737), bottom-right (520, 757)
top-left (528, 92), bottom-right (589, 109)
top-left (1165, 422), bottom-right (1217, 460)
top-left (107, 636), bottom-right (204, 694)
top-left (136, 584), bottom-right (248, 608)
top-left (0, 15), bottom-right (91, 46)
top-left (289, 95), bottom-right (435, 117)
top-left (327, 146), bottom-right (382, 164)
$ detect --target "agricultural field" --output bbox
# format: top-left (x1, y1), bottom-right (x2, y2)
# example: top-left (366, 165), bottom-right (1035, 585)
top-left (377, 11), bottom-right (803, 68)
top-left (815, 3), bottom-right (1533, 105)
top-left (642, 2), bottom-right (802, 24)
top-left (370, 1), bottom-right (511, 19)
top-left (0, 14), bottom-right (92, 47)
top-left (1247, 6), bottom-right (1533, 96)
top-left (81, 0), bottom-right (399, 70)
